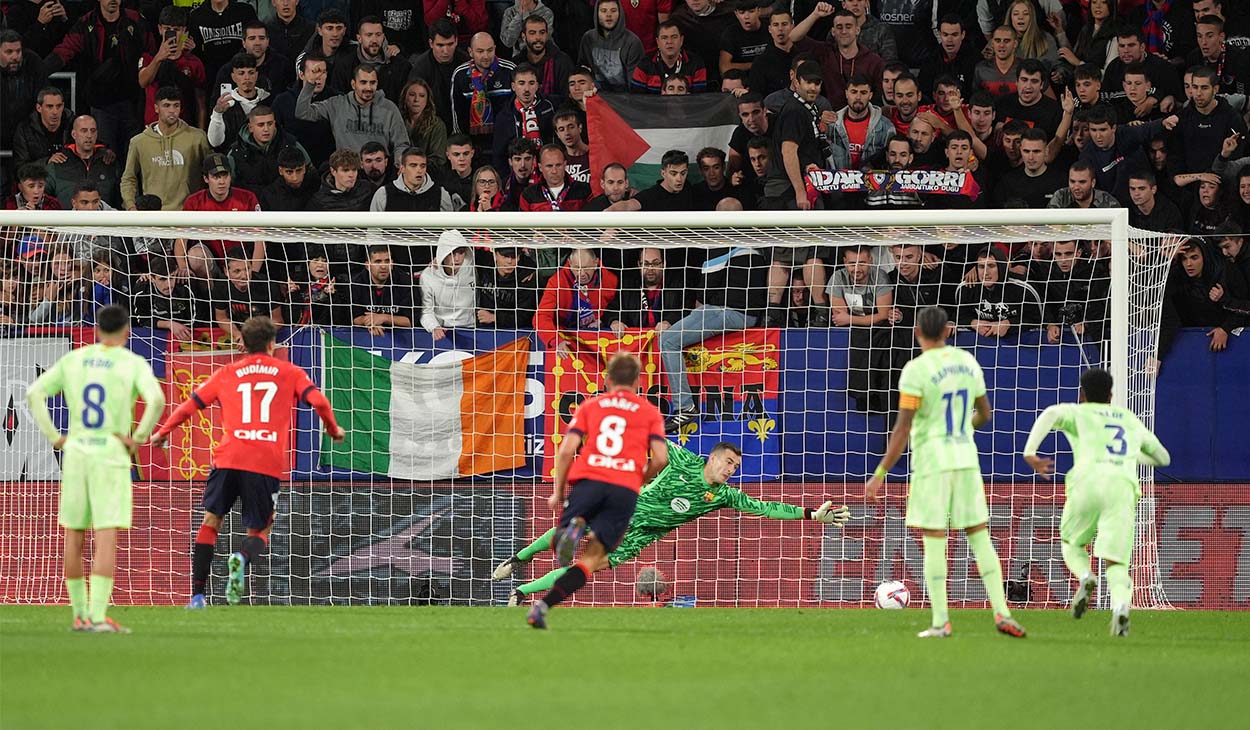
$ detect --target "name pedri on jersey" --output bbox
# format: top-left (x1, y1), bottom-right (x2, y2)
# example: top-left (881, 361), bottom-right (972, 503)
top-left (565, 390), bottom-right (666, 492)
top-left (192, 353), bottom-right (318, 479)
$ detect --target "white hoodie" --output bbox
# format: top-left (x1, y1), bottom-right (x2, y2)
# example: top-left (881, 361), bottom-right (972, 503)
top-left (420, 229), bottom-right (477, 331)
top-left (207, 87), bottom-right (273, 147)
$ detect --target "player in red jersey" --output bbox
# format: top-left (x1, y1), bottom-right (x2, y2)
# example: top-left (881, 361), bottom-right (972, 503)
top-left (528, 353), bottom-right (668, 629)
top-left (152, 316), bottom-right (344, 608)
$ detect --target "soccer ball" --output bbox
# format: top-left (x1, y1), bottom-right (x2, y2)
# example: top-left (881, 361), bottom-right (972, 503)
top-left (636, 567), bottom-right (670, 598)
top-left (874, 580), bottom-right (910, 609)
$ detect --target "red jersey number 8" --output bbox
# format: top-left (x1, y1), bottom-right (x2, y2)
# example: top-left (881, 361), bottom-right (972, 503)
top-left (596, 415), bottom-right (627, 456)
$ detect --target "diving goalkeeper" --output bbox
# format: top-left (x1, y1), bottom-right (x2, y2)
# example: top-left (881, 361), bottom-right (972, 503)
top-left (494, 440), bottom-right (851, 605)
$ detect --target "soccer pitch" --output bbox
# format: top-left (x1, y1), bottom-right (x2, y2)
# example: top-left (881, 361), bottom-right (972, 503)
top-left (2, 607), bottom-right (1247, 729)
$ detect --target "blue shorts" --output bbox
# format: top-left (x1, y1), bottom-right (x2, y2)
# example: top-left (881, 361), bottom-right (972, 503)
top-left (558, 479), bottom-right (640, 552)
top-left (203, 468), bottom-right (280, 530)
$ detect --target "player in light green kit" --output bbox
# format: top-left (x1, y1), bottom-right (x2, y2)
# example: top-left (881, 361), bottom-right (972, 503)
top-left (1023, 367), bottom-right (1170, 637)
top-left (26, 305), bottom-right (166, 633)
top-left (494, 441), bottom-right (851, 605)
top-left (865, 306), bottom-right (1026, 638)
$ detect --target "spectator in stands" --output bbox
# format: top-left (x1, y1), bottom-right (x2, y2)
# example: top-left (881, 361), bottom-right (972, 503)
top-left (606, 247), bottom-right (684, 333)
top-left (672, 0), bottom-right (734, 88)
top-left (1128, 168), bottom-right (1184, 233)
top-left (1048, 160), bottom-right (1120, 209)
top-left (661, 76), bottom-right (690, 95)
top-left (440, 134), bottom-right (476, 202)
top-left (584, 161), bottom-right (633, 211)
top-left (371, 147), bottom-right (462, 218)
top-left (213, 251), bottom-right (283, 345)
top-left (1080, 103), bottom-right (1177, 204)
top-left (298, 63), bottom-right (409, 157)
top-left (1190, 15), bottom-right (1249, 106)
top-left (906, 115), bottom-right (945, 169)
top-left (12, 86), bottom-right (70, 168)
top-left (467, 165), bottom-right (504, 211)
top-left (420, 229), bottom-right (476, 340)
top-left (501, 1), bottom-right (556, 56)
top-left (360, 141), bottom-right (392, 187)
top-left (534, 248), bottom-right (620, 355)
top-left (190, 0), bottom-right (257, 87)
top-left (827, 244), bottom-right (892, 327)
top-left (608, 149), bottom-right (694, 210)
top-left (728, 94), bottom-right (769, 175)
top-left (884, 73), bottom-right (920, 136)
top-left (1130, 0), bottom-right (1196, 63)
top-left (717, 0), bottom-right (767, 78)
top-left (300, 11), bottom-right (355, 94)
top-left (810, 8), bottom-right (884, 110)
top-left (1103, 26), bottom-right (1180, 118)
top-left (690, 147), bottom-right (741, 210)
top-left (267, 0), bottom-right (314, 61)
top-left (218, 21), bottom-right (292, 95)
top-left (400, 79), bottom-right (450, 172)
top-left (763, 62), bottom-right (826, 210)
top-left (519, 145), bottom-right (593, 211)
top-left (1067, 0), bottom-right (1116, 69)
top-left (1189, 178), bottom-right (1231, 236)
top-left (746, 7), bottom-right (797, 98)
top-left (273, 55), bottom-right (335, 167)
top-left (2, 32), bottom-right (46, 165)
top-left (64, 184), bottom-right (130, 266)
top-left (209, 54), bottom-right (272, 150)
top-left (580, 0), bottom-right (645, 91)
top-left (259, 146), bottom-right (321, 211)
top-left (45, 115), bottom-right (119, 207)
top-left (181, 153), bottom-right (264, 278)
top-left (1005, 0), bottom-right (1063, 72)
top-left (829, 74), bottom-right (894, 171)
top-left (228, 106), bottom-right (309, 190)
top-left (423, 0), bottom-right (489, 46)
top-left (5, 163), bottom-right (62, 210)
top-left (1158, 238), bottom-right (1248, 361)
top-left (888, 243), bottom-right (941, 327)
top-left (347, 244), bottom-right (415, 334)
top-left (1216, 223), bottom-right (1250, 288)
top-left (450, 32), bottom-right (516, 155)
top-left (501, 137), bottom-right (541, 209)
top-left (563, 67), bottom-right (599, 128)
top-left (27, 244), bottom-right (84, 325)
top-left (476, 246), bottom-right (540, 328)
top-left (865, 135), bottom-right (922, 209)
top-left (42, 0), bottom-right (146, 159)
top-left (994, 127), bottom-right (1066, 207)
top-left (661, 244), bottom-right (768, 430)
top-left (517, 14), bottom-right (575, 103)
top-left (9, 0), bottom-right (71, 58)
top-left (973, 25), bottom-right (1020, 98)
top-left (286, 245), bottom-right (341, 325)
top-left (357, 0), bottom-right (426, 57)
top-left (139, 7), bottom-right (208, 130)
top-left (1173, 66), bottom-right (1246, 178)
top-left (0, 262), bottom-right (29, 326)
top-left (409, 18), bottom-right (469, 133)
top-left (956, 246), bottom-right (1042, 338)
top-left (554, 111), bottom-right (590, 184)
top-left (493, 64), bottom-right (556, 172)
top-left (995, 60), bottom-right (1062, 137)
top-left (921, 15), bottom-right (977, 98)
top-left (327, 17), bottom-right (409, 101)
top-left (632, 20), bottom-right (706, 94)
top-left (1035, 239), bottom-right (1110, 343)
top-left (737, 136), bottom-right (770, 207)
top-left (1111, 63), bottom-right (1163, 124)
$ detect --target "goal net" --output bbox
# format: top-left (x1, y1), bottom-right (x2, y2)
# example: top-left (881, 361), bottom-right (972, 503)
top-left (0, 209), bottom-right (1176, 610)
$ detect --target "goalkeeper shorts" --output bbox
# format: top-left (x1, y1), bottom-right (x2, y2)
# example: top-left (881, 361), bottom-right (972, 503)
top-left (905, 468), bottom-right (989, 531)
top-left (59, 451), bottom-right (133, 530)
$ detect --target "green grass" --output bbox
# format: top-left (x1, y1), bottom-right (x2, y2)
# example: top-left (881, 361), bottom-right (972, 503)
top-left (2, 607), bottom-right (1247, 729)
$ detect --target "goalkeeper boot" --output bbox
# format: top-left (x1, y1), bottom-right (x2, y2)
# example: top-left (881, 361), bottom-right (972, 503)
top-left (527, 600), bottom-right (549, 630)
top-left (555, 517), bottom-right (587, 567)
top-left (226, 552), bottom-right (246, 606)
top-left (917, 622), bottom-right (952, 638)
top-left (1071, 574), bottom-right (1097, 620)
top-left (492, 555), bottom-right (523, 580)
top-left (186, 594), bottom-right (207, 610)
top-left (1110, 606), bottom-right (1130, 637)
top-left (507, 589), bottom-right (525, 607)
top-left (72, 617), bottom-right (92, 632)
top-left (664, 407), bottom-right (699, 434)
top-left (995, 614), bottom-right (1027, 638)
top-left (90, 617), bottom-right (131, 634)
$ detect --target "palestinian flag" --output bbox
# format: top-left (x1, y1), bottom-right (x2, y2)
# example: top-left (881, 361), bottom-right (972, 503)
top-left (587, 93), bottom-right (739, 195)
top-left (321, 333), bottom-right (530, 480)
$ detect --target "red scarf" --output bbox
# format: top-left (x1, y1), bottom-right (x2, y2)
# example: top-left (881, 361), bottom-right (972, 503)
top-left (516, 98), bottom-right (541, 140)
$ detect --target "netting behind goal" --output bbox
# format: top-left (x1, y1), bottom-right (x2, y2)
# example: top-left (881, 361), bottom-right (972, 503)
top-left (0, 210), bottom-right (1177, 610)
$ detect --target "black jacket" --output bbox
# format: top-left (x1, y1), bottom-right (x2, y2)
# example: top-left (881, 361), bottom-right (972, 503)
top-left (408, 47), bottom-right (469, 132)
top-left (12, 109), bottom-right (72, 167)
top-left (1159, 240), bottom-right (1250, 358)
top-left (492, 97), bottom-right (556, 172)
top-left (605, 275), bottom-right (686, 328)
top-left (476, 257), bottom-right (540, 329)
top-left (1, 55), bottom-right (47, 149)
top-left (228, 127), bottom-right (310, 191)
top-left (695, 247), bottom-right (770, 322)
top-left (258, 169), bottom-right (323, 211)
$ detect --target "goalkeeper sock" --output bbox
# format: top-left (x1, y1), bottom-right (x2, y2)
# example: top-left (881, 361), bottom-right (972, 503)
top-left (540, 561), bottom-right (590, 608)
top-left (967, 529), bottom-right (1011, 618)
top-left (922, 535), bottom-right (949, 627)
top-left (517, 528), bottom-right (555, 562)
top-left (88, 574), bottom-right (113, 624)
top-left (1106, 563), bottom-right (1132, 613)
top-left (66, 577), bottom-right (87, 621)
top-left (518, 567), bottom-right (568, 596)
top-left (1061, 540), bottom-right (1091, 581)
top-left (239, 534), bottom-right (267, 566)
top-left (192, 523), bottom-right (218, 597)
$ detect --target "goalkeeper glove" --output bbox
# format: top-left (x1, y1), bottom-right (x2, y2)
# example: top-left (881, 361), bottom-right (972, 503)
top-left (812, 501), bottom-right (851, 526)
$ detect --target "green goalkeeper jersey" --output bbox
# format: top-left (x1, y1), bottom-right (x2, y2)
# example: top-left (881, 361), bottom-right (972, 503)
top-left (26, 343), bottom-right (165, 467)
top-left (1023, 402), bottom-right (1169, 497)
top-left (629, 441), bottom-right (805, 530)
top-left (897, 346), bottom-right (987, 475)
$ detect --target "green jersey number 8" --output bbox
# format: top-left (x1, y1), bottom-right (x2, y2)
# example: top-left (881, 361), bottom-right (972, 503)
top-left (81, 383), bottom-right (106, 428)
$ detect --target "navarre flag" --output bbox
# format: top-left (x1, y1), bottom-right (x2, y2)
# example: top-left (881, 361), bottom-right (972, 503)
top-left (587, 93), bottom-right (738, 194)
top-left (321, 334), bottom-right (529, 480)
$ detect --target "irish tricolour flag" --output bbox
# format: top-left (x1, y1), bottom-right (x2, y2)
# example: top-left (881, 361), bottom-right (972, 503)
top-left (587, 93), bottom-right (738, 194)
top-left (321, 334), bottom-right (530, 480)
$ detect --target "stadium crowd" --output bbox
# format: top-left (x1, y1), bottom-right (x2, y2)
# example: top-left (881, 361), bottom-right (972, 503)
top-left (1, 0), bottom-right (1248, 384)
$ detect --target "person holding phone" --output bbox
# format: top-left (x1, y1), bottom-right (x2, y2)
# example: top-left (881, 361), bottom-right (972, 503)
top-left (139, 6), bottom-right (208, 129)
top-left (9, 0), bottom-right (72, 57)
